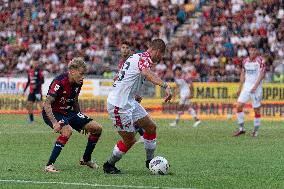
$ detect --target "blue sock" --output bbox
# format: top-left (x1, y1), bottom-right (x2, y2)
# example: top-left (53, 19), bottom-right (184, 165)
top-left (29, 114), bottom-right (34, 122)
top-left (83, 133), bottom-right (100, 162)
top-left (47, 135), bottom-right (68, 166)
top-left (47, 142), bottom-right (64, 166)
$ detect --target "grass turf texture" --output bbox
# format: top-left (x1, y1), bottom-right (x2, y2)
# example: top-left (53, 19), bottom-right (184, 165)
top-left (0, 114), bottom-right (283, 189)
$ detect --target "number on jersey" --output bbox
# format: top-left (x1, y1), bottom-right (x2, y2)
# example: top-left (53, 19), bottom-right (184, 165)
top-left (117, 61), bottom-right (130, 81)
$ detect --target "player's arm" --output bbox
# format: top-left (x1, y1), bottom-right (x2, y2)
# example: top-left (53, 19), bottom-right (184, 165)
top-left (141, 68), bottom-right (172, 102)
top-left (43, 95), bottom-right (57, 124)
top-left (189, 82), bottom-right (194, 99)
top-left (43, 95), bottom-right (61, 132)
top-left (23, 75), bottom-right (30, 93)
top-left (73, 96), bottom-right (81, 112)
top-left (44, 80), bottom-right (62, 132)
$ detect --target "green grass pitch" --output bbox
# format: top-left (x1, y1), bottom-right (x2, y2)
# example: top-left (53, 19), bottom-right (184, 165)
top-left (0, 114), bottom-right (284, 189)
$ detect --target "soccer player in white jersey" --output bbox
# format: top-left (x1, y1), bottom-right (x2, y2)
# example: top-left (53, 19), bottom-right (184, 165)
top-left (234, 44), bottom-right (266, 137)
top-left (169, 66), bottom-right (201, 127)
top-left (103, 39), bottom-right (172, 174)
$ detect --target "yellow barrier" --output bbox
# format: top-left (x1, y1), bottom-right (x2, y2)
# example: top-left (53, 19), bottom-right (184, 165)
top-left (1, 82), bottom-right (284, 121)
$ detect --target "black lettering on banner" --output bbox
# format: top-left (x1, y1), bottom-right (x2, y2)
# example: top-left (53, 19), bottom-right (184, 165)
top-left (196, 87), bottom-right (204, 98)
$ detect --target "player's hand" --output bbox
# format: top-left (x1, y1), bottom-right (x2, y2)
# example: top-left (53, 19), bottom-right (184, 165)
top-left (164, 86), bottom-right (172, 102)
top-left (135, 95), bottom-right (142, 103)
top-left (189, 94), bottom-right (194, 99)
top-left (250, 86), bottom-right (257, 94)
top-left (53, 121), bottom-right (63, 133)
top-left (236, 89), bottom-right (241, 97)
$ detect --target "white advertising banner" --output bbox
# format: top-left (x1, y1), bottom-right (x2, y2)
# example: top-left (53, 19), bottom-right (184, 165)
top-left (0, 77), bottom-right (113, 97)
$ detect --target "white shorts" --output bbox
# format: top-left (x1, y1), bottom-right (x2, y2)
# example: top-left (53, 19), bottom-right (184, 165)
top-left (237, 89), bottom-right (262, 108)
top-left (179, 95), bottom-right (190, 105)
top-left (107, 100), bottom-right (148, 132)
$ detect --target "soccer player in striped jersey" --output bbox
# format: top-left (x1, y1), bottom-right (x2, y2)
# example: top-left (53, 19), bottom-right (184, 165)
top-left (42, 58), bottom-right (102, 172)
top-left (234, 44), bottom-right (266, 137)
top-left (103, 39), bottom-right (172, 174)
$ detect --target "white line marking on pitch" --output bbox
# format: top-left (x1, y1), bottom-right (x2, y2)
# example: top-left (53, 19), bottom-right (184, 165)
top-left (0, 179), bottom-right (195, 189)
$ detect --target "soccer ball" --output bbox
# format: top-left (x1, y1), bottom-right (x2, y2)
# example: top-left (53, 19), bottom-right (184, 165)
top-left (149, 156), bottom-right (170, 175)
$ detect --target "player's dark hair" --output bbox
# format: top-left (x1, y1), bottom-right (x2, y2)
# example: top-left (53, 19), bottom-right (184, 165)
top-left (68, 57), bottom-right (87, 71)
top-left (149, 39), bottom-right (166, 53)
top-left (121, 40), bottom-right (131, 47)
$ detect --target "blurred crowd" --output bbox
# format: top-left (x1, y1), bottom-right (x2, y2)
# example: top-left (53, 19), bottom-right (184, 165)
top-left (0, 0), bottom-right (284, 82)
top-left (157, 0), bottom-right (284, 82)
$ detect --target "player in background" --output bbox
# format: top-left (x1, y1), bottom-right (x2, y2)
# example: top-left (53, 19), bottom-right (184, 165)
top-left (23, 59), bottom-right (44, 123)
top-left (103, 39), bottom-right (172, 174)
top-left (234, 44), bottom-right (266, 137)
top-left (169, 66), bottom-right (201, 127)
top-left (115, 41), bottom-right (145, 143)
top-left (42, 58), bottom-right (102, 172)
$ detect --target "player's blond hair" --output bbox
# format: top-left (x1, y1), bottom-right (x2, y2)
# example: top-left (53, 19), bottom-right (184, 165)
top-left (68, 57), bottom-right (87, 71)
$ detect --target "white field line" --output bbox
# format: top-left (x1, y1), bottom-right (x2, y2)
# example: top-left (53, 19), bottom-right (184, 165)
top-left (0, 179), bottom-right (195, 189)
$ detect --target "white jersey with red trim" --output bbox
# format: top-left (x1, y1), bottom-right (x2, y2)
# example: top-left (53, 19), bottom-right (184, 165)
top-left (243, 56), bottom-right (265, 91)
top-left (107, 51), bottom-right (153, 108)
top-left (175, 75), bottom-right (191, 97)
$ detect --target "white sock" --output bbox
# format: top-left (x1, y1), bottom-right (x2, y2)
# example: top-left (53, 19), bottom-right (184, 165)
top-left (254, 114), bottom-right (261, 132)
top-left (143, 133), bottom-right (157, 160)
top-left (188, 108), bottom-right (197, 118)
top-left (237, 111), bottom-right (245, 131)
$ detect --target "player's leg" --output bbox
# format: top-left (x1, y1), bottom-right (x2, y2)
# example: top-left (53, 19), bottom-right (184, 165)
top-left (80, 120), bottom-right (102, 168)
top-left (252, 107), bottom-right (261, 137)
top-left (104, 131), bottom-right (136, 174)
top-left (134, 123), bottom-right (144, 143)
top-left (251, 91), bottom-right (262, 137)
top-left (135, 115), bottom-right (157, 168)
top-left (45, 125), bottom-right (73, 172)
top-left (170, 104), bottom-right (184, 127)
top-left (234, 90), bottom-right (249, 136)
top-left (26, 94), bottom-right (35, 123)
top-left (42, 110), bottom-right (72, 172)
top-left (234, 102), bottom-right (246, 136)
top-left (187, 103), bottom-right (201, 127)
top-left (103, 103), bottom-right (135, 174)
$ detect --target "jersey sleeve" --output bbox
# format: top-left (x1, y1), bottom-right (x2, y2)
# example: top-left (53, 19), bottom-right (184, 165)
top-left (258, 57), bottom-right (266, 72)
top-left (138, 57), bottom-right (151, 71)
top-left (47, 79), bottom-right (62, 97)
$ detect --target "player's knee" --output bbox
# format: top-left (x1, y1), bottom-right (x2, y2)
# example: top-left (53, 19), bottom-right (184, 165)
top-left (125, 138), bottom-right (136, 148)
top-left (146, 123), bottom-right (156, 134)
top-left (254, 108), bottom-right (261, 115)
top-left (236, 104), bottom-right (244, 112)
top-left (61, 125), bottom-right (73, 138)
top-left (87, 122), bottom-right (102, 134)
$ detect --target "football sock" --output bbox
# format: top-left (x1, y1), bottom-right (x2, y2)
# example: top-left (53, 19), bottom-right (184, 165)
top-left (237, 111), bottom-right (245, 131)
top-left (175, 112), bottom-right (182, 124)
top-left (47, 135), bottom-right (69, 166)
top-left (29, 114), bottom-right (34, 122)
top-left (254, 114), bottom-right (261, 132)
top-left (83, 133), bottom-right (101, 162)
top-left (143, 132), bottom-right (156, 161)
top-left (188, 108), bottom-right (197, 118)
top-left (107, 141), bottom-right (129, 165)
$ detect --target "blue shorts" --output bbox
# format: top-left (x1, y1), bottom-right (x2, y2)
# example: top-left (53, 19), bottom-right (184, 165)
top-left (42, 110), bottom-right (93, 132)
top-left (28, 93), bottom-right (42, 102)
